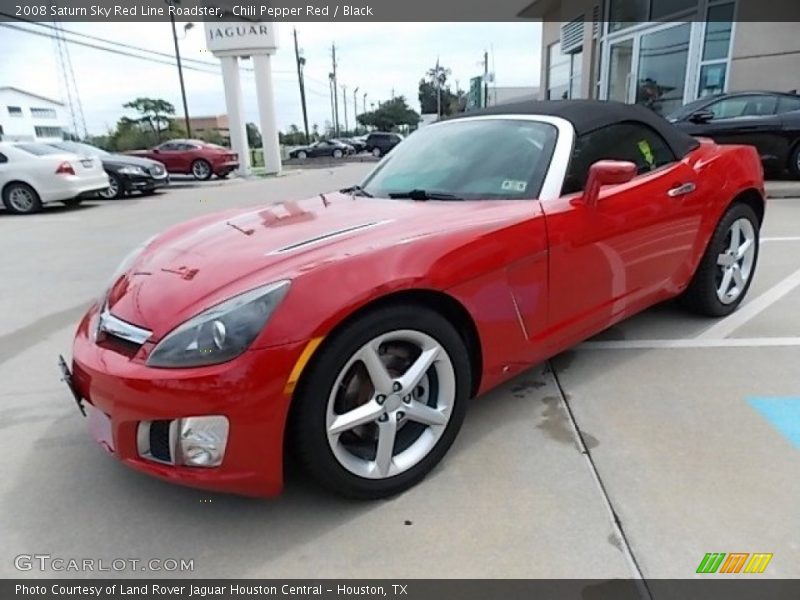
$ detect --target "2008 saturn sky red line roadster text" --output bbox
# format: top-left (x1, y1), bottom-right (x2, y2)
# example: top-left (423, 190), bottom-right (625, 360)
top-left (62, 100), bottom-right (765, 499)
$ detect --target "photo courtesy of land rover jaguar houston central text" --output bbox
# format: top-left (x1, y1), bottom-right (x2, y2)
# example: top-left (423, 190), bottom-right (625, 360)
top-left (62, 100), bottom-right (765, 499)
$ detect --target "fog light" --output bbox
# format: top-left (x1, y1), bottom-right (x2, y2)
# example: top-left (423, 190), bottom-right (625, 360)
top-left (178, 416), bottom-right (229, 468)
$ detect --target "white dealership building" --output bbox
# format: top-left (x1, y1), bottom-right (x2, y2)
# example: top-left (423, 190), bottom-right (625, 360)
top-left (0, 87), bottom-right (66, 142)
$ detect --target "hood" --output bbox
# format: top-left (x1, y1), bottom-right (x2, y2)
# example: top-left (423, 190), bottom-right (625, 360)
top-left (103, 154), bottom-right (163, 168)
top-left (106, 193), bottom-right (528, 338)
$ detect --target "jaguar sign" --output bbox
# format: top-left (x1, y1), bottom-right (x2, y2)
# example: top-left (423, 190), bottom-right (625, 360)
top-left (204, 22), bottom-right (279, 56)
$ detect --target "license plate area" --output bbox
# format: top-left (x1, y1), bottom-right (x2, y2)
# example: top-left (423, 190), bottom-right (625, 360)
top-left (86, 403), bottom-right (115, 453)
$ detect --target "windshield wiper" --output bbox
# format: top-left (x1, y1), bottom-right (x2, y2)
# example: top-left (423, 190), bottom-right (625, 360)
top-left (340, 185), bottom-right (373, 197)
top-left (387, 189), bottom-right (463, 201)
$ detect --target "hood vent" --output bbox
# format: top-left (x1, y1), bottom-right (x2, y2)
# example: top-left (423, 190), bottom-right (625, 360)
top-left (267, 220), bottom-right (392, 255)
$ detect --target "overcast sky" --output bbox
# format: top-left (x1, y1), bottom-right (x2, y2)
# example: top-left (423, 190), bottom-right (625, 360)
top-left (0, 22), bottom-right (541, 136)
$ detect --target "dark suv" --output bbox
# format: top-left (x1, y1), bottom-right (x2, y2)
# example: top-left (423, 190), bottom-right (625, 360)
top-left (365, 132), bottom-right (403, 157)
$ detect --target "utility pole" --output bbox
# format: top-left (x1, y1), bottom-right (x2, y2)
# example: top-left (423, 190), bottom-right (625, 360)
top-left (168, 1), bottom-right (191, 137)
top-left (363, 92), bottom-right (367, 117)
top-left (293, 28), bottom-right (310, 144)
top-left (435, 57), bottom-right (441, 118)
top-left (331, 43), bottom-right (339, 136)
top-left (342, 84), bottom-right (348, 133)
top-left (353, 86), bottom-right (359, 133)
top-left (328, 73), bottom-right (335, 137)
top-left (483, 50), bottom-right (489, 108)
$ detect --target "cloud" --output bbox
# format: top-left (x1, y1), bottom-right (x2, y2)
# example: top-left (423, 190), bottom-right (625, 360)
top-left (0, 21), bottom-right (541, 135)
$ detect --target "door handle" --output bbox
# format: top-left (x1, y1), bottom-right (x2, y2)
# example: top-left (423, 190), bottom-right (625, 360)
top-left (668, 182), bottom-right (696, 197)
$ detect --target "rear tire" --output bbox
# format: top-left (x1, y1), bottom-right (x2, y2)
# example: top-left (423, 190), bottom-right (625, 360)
top-left (788, 142), bottom-right (800, 180)
top-left (290, 304), bottom-right (471, 499)
top-left (97, 173), bottom-right (123, 199)
top-left (2, 182), bottom-right (42, 215)
top-left (191, 159), bottom-right (213, 181)
top-left (679, 203), bottom-right (760, 317)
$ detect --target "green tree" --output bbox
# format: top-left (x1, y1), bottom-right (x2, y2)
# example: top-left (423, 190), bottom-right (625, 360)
top-left (357, 97), bottom-right (420, 131)
top-left (418, 63), bottom-right (465, 116)
top-left (122, 97), bottom-right (176, 144)
top-left (246, 122), bottom-right (262, 148)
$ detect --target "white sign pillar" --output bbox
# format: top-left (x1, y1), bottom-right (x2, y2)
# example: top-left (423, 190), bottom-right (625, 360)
top-left (205, 22), bottom-right (280, 176)
top-left (219, 55), bottom-right (250, 178)
top-left (252, 54), bottom-right (281, 175)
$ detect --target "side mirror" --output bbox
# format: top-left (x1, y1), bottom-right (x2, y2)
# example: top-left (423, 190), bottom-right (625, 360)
top-left (152, 148), bottom-right (160, 153)
top-left (690, 109), bottom-right (714, 124)
top-left (582, 160), bottom-right (637, 207)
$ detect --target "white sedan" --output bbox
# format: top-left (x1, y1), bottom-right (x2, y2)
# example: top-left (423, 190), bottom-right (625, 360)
top-left (0, 142), bottom-right (109, 215)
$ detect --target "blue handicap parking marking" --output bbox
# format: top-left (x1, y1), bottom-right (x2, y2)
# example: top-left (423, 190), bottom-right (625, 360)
top-left (748, 397), bottom-right (800, 449)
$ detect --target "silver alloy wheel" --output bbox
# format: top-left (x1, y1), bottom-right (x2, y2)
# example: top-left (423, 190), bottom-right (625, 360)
top-left (326, 330), bottom-right (455, 479)
top-left (333, 149), bottom-right (343, 158)
top-left (192, 160), bottom-right (211, 179)
top-left (8, 186), bottom-right (35, 212)
top-left (297, 151), bottom-right (307, 159)
top-left (98, 176), bottom-right (119, 199)
top-left (716, 217), bottom-right (756, 304)
top-left (372, 147), bottom-right (381, 157)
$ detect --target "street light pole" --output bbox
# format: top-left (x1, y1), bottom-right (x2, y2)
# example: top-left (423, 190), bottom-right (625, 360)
top-left (293, 28), bottom-right (310, 144)
top-left (341, 84), bottom-right (348, 133)
top-left (168, 1), bottom-right (191, 137)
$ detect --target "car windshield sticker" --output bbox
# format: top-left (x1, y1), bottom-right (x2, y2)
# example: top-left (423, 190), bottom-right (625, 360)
top-left (638, 139), bottom-right (655, 170)
top-left (501, 180), bottom-right (528, 192)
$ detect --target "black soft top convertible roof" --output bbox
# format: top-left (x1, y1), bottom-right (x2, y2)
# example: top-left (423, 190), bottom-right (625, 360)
top-left (454, 99), bottom-right (700, 159)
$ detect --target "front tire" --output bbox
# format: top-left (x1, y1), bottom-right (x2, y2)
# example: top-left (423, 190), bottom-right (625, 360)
top-left (191, 159), bottom-right (212, 181)
top-left (679, 202), bottom-right (760, 317)
top-left (297, 151), bottom-right (307, 160)
top-left (290, 304), bottom-right (471, 499)
top-left (97, 173), bottom-right (123, 199)
top-left (2, 182), bottom-right (42, 214)
top-left (333, 149), bottom-right (343, 159)
top-left (371, 147), bottom-right (382, 157)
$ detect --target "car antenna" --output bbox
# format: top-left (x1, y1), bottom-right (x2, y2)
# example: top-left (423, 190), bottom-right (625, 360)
top-left (320, 193), bottom-right (330, 207)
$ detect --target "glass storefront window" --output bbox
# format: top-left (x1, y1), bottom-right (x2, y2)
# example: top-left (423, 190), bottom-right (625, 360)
top-left (547, 42), bottom-right (583, 100)
top-left (697, 63), bottom-right (727, 97)
top-left (702, 3), bottom-right (734, 61)
top-left (635, 23), bottom-right (691, 115)
top-left (610, 0), bottom-right (697, 32)
top-left (651, 0), bottom-right (697, 19)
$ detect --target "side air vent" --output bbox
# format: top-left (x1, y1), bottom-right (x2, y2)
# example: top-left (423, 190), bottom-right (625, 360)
top-left (267, 221), bottom-right (392, 255)
top-left (560, 16), bottom-right (585, 54)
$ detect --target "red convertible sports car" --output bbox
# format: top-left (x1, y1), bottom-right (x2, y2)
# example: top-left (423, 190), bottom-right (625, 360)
top-left (129, 139), bottom-right (239, 180)
top-left (63, 101), bottom-right (764, 499)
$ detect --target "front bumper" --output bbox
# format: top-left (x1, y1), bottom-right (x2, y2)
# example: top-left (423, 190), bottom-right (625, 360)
top-left (120, 173), bottom-right (170, 193)
top-left (68, 304), bottom-right (307, 497)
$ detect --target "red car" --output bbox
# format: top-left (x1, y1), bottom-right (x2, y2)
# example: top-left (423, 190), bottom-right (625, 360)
top-left (129, 139), bottom-right (239, 180)
top-left (64, 101), bottom-right (764, 499)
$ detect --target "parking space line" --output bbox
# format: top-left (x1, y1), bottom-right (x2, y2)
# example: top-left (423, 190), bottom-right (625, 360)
top-left (579, 337), bottom-right (800, 350)
top-left (696, 267), bottom-right (800, 339)
top-left (762, 237), bottom-right (800, 242)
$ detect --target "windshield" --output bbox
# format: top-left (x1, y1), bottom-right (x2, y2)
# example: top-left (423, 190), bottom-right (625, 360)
top-left (50, 141), bottom-right (109, 156)
top-left (360, 119), bottom-right (558, 200)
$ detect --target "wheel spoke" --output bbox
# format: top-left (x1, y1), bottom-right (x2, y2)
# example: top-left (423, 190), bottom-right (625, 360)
top-left (328, 400), bottom-right (383, 436)
top-left (732, 266), bottom-right (745, 289)
top-left (718, 268), bottom-right (733, 298)
top-left (397, 345), bottom-right (440, 391)
top-left (728, 221), bottom-right (741, 252)
top-left (736, 238), bottom-right (753, 260)
top-left (357, 344), bottom-right (394, 393)
top-left (405, 399), bottom-right (447, 427)
top-left (374, 415), bottom-right (397, 476)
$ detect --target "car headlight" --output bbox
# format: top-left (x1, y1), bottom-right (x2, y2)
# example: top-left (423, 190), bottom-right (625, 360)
top-left (118, 166), bottom-right (147, 176)
top-left (146, 280), bottom-right (291, 368)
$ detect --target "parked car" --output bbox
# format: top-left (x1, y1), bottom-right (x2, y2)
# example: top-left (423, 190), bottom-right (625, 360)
top-left (668, 90), bottom-right (800, 178)
top-left (64, 100), bottom-right (764, 499)
top-left (129, 139), bottom-right (238, 180)
top-left (289, 140), bottom-right (353, 159)
top-left (0, 142), bottom-right (109, 214)
top-left (49, 141), bottom-right (169, 199)
top-left (334, 137), bottom-right (366, 153)
top-left (364, 131), bottom-right (403, 157)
